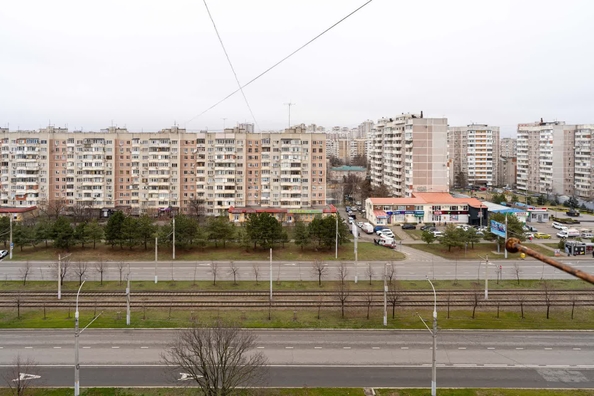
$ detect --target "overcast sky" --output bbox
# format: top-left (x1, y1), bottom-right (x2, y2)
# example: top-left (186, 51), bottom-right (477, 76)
top-left (1, 0), bottom-right (593, 137)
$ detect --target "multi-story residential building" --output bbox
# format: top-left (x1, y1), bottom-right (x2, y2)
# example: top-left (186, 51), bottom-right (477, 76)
top-left (448, 124), bottom-right (500, 188)
top-left (0, 125), bottom-right (326, 216)
top-left (574, 124), bottom-right (594, 201)
top-left (517, 120), bottom-right (576, 196)
top-left (370, 113), bottom-right (449, 197)
top-left (500, 137), bottom-right (517, 158)
top-left (498, 156), bottom-right (517, 188)
top-left (357, 120), bottom-right (374, 139)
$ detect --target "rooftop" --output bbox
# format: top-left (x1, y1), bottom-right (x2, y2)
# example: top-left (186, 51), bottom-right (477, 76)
top-left (330, 166), bottom-right (367, 172)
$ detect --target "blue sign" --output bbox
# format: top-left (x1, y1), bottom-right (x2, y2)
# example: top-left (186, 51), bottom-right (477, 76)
top-left (490, 220), bottom-right (506, 238)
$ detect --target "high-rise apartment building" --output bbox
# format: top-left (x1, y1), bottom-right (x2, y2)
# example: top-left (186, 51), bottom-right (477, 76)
top-left (517, 120), bottom-right (576, 196)
top-left (370, 113), bottom-right (449, 197)
top-left (0, 125), bottom-right (326, 216)
top-left (574, 124), bottom-right (594, 201)
top-left (448, 124), bottom-right (500, 188)
top-left (500, 138), bottom-right (517, 158)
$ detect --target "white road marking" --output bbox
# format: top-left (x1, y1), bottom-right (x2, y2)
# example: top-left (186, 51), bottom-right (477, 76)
top-left (82, 347), bottom-right (91, 349)
top-left (285, 347), bottom-right (293, 349)
top-left (12, 373), bottom-right (40, 382)
top-left (140, 346), bottom-right (149, 349)
top-left (257, 347), bottom-right (265, 349)
top-left (487, 347), bottom-right (495, 350)
top-left (314, 347), bottom-right (322, 349)
top-left (24, 347), bottom-right (32, 349)
top-left (112, 346), bottom-right (120, 349)
top-left (401, 347), bottom-right (409, 350)
top-left (343, 347), bottom-right (351, 350)
top-left (516, 347), bottom-right (524, 350)
top-left (545, 348), bottom-right (553, 350)
top-left (458, 347), bottom-right (466, 350)
top-left (372, 347), bottom-right (380, 350)
top-left (573, 348), bottom-right (582, 351)
top-left (53, 347), bottom-right (61, 349)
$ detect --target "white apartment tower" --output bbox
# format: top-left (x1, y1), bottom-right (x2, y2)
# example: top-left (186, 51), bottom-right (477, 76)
top-left (517, 120), bottom-right (576, 196)
top-left (448, 124), bottom-right (500, 187)
top-left (370, 113), bottom-right (449, 197)
top-left (574, 124), bottom-right (594, 201)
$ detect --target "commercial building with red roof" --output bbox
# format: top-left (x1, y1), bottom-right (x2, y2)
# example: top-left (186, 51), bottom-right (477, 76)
top-left (365, 193), bottom-right (487, 226)
top-left (228, 205), bottom-right (338, 224)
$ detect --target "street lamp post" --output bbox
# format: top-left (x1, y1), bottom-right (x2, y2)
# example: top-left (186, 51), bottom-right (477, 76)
top-left (9, 214), bottom-right (12, 259)
top-left (428, 277), bottom-right (437, 396)
top-left (154, 237), bottom-right (158, 283)
top-left (383, 263), bottom-right (391, 326)
top-left (154, 218), bottom-right (176, 283)
top-left (335, 214), bottom-right (338, 259)
top-left (74, 279), bottom-right (86, 396)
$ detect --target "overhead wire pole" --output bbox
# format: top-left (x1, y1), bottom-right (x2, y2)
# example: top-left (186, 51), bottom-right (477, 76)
top-left (185, 0), bottom-right (374, 125)
top-left (284, 102), bottom-right (296, 128)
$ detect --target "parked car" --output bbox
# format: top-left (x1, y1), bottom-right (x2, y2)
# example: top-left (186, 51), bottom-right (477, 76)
top-left (361, 223), bottom-right (374, 234)
top-left (376, 228), bottom-right (391, 235)
top-left (401, 223), bottom-right (416, 230)
top-left (0, 250), bottom-right (7, 259)
top-left (566, 209), bottom-right (580, 217)
top-left (524, 233), bottom-right (534, 239)
top-left (374, 225), bottom-right (387, 233)
top-left (378, 230), bottom-right (395, 238)
top-left (432, 231), bottom-right (443, 238)
top-left (552, 222), bottom-right (566, 230)
top-left (356, 221), bottom-right (364, 228)
top-left (534, 232), bottom-right (551, 239)
top-left (581, 232), bottom-right (593, 239)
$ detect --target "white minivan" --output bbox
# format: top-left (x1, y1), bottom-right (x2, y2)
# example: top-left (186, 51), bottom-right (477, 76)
top-left (552, 222), bottom-right (566, 230)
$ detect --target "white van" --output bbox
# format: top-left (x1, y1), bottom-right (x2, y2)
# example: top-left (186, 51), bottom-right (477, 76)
top-left (581, 231), bottom-right (593, 239)
top-left (557, 228), bottom-right (580, 238)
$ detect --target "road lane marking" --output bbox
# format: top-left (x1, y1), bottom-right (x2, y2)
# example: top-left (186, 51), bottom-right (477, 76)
top-left (545, 348), bottom-right (553, 350)
top-left (257, 347), bottom-right (265, 349)
top-left (285, 347), bottom-right (293, 349)
top-left (573, 348), bottom-right (582, 351)
top-left (372, 347), bottom-right (380, 350)
top-left (112, 346), bottom-right (120, 349)
top-left (53, 347), bottom-right (61, 349)
top-left (140, 347), bottom-right (149, 349)
top-left (487, 347), bottom-right (495, 350)
top-left (25, 347), bottom-right (32, 349)
top-left (343, 347), bottom-right (351, 350)
top-left (314, 347), bottom-right (322, 349)
top-left (82, 347), bottom-right (91, 349)
top-left (401, 347), bottom-right (409, 350)
top-left (458, 347), bottom-right (466, 350)
top-left (516, 347), bottom-right (524, 350)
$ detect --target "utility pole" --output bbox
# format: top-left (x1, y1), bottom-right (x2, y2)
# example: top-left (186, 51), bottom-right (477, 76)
top-left (154, 237), bottom-right (158, 283)
top-left (74, 280), bottom-right (86, 396)
top-left (335, 214), bottom-right (338, 259)
top-left (126, 273), bottom-right (131, 326)
top-left (269, 248), bottom-right (273, 301)
top-left (172, 217), bottom-right (176, 260)
top-left (9, 214), bottom-right (12, 259)
top-left (428, 278), bottom-right (437, 396)
top-left (383, 263), bottom-right (389, 326)
top-left (284, 102), bottom-right (295, 128)
top-left (352, 221), bottom-right (358, 283)
top-left (504, 213), bottom-right (508, 259)
top-left (484, 255), bottom-right (489, 300)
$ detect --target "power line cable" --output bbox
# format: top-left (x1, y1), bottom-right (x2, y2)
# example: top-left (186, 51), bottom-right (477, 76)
top-left (202, 0), bottom-right (260, 132)
top-left (186, 0), bottom-right (374, 125)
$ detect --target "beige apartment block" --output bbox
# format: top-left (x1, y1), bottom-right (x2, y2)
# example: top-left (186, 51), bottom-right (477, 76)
top-left (448, 124), bottom-right (500, 187)
top-left (370, 113), bottom-right (449, 197)
top-left (500, 137), bottom-right (517, 158)
top-left (574, 124), bottom-right (594, 201)
top-left (0, 125), bottom-right (326, 216)
top-left (517, 120), bottom-right (576, 196)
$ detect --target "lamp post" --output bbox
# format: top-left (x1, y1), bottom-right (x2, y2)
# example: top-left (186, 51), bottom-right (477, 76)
top-left (9, 214), bottom-right (12, 259)
top-left (154, 236), bottom-right (158, 283)
top-left (427, 277), bottom-right (437, 396)
top-left (74, 279), bottom-right (86, 396)
top-left (57, 253), bottom-right (72, 300)
top-left (269, 248), bottom-right (273, 301)
top-left (335, 214), bottom-right (338, 259)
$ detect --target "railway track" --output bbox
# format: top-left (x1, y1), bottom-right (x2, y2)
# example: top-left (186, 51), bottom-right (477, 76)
top-left (2, 289), bottom-right (593, 309)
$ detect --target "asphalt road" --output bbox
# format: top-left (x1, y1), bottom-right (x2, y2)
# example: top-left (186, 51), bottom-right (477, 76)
top-left (1, 330), bottom-right (593, 388)
top-left (2, 257), bottom-right (594, 283)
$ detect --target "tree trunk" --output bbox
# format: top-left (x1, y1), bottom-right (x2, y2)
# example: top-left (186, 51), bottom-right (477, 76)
top-left (392, 303), bottom-right (396, 319)
top-left (366, 305), bottom-right (370, 320)
top-left (497, 303), bottom-right (500, 318)
top-left (520, 303), bottom-right (524, 319)
top-left (546, 305), bottom-right (550, 319)
top-left (341, 303), bottom-right (345, 319)
top-left (571, 301), bottom-right (575, 320)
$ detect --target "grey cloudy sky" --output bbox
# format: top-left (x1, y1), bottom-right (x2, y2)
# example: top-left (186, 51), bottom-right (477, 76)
top-left (1, 0), bottom-right (593, 137)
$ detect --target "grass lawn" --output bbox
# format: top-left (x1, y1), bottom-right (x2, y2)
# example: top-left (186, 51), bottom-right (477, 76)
top-left (9, 241), bottom-right (404, 262)
top-left (403, 230), bottom-right (423, 240)
top-left (5, 390), bottom-right (593, 396)
top-left (408, 242), bottom-right (555, 260)
top-left (2, 279), bottom-right (592, 293)
top-left (2, 304), bottom-right (593, 330)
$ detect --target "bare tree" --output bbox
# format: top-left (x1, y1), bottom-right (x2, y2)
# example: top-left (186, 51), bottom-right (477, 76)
top-left (365, 264), bottom-right (374, 285)
top-left (38, 198), bottom-right (68, 220)
top-left (471, 285), bottom-right (480, 319)
top-left (445, 291), bottom-right (452, 319)
top-left (211, 261), bottom-right (219, 286)
top-left (316, 293), bottom-right (324, 320)
top-left (364, 290), bottom-right (374, 320)
top-left (14, 292), bottom-right (22, 319)
top-left (517, 293), bottom-right (526, 319)
top-left (311, 260), bottom-right (327, 287)
top-left (336, 262), bottom-right (349, 285)
top-left (2, 355), bottom-right (40, 396)
top-left (543, 280), bottom-right (554, 319)
top-left (95, 259), bottom-right (109, 286)
top-left (19, 261), bottom-right (32, 286)
top-left (387, 282), bottom-right (401, 319)
top-left (116, 261), bottom-right (126, 285)
top-left (570, 294), bottom-right (577, 320)
top-left (335, 281), bottom-right (350, 319)
top-left (162, 320), bottom-right (268, 396)
top-left (228, 261), bottom-right (239, 285)
top-left (73, 260), bottom-right (88, 286)
top-left (513, 262), bottom-right (522, 285)
top-left (252, 263), bottom-right (261, 285)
